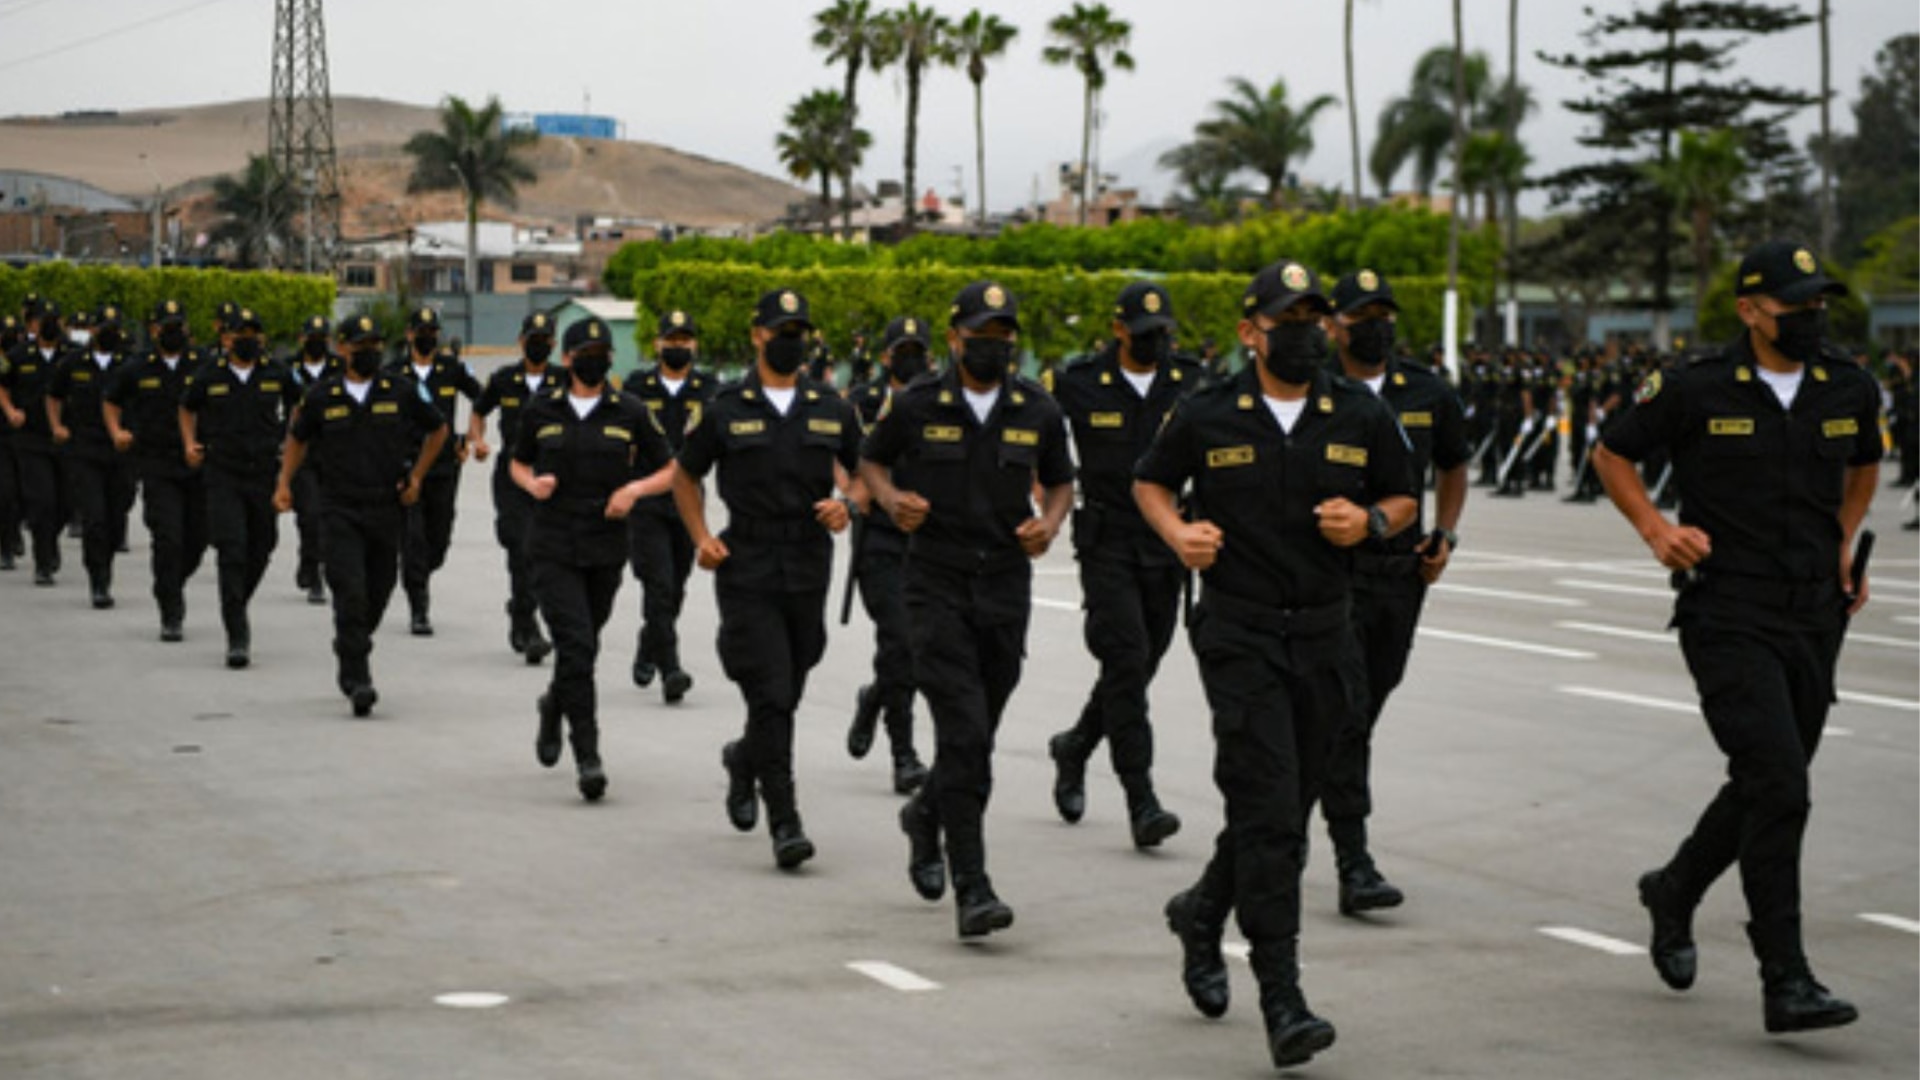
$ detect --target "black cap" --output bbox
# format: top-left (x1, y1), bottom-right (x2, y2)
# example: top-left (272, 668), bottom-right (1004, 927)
top-left (407, 306), bottom-right (442, 331)
top-left (1330, 269), bottom-right (1399, 314)
top-left (21, 292), bottom-right (42, 318)
top-left (563, 316), bottom-right (613, 352)
top-left (230, 307), bottom-right (264, 333)
top-left (881, 315), bottom-right (931, 352)
top-left (36, 298), bottom-right (63, 322)
top-left (341, 313), bottom-right (383, 345)
top-left (753, 289), bottom-right (813, 330)
top-left (1243, 260), bottom-right (1331, 319)
top-left (215, 300), bottom-right (240, 329)
top-left (521, 311), bottom-right (556, 338)
top-left (950, 280), bottom-right (1019, 331)
top-left (1114, 282), bottom-right (1175, 334)
top-left (94, 304), bottom-right (124, 330)
top-left (151, 298), bottom-right (186, 326)
top-left (69, 310), bottom-right (93, 330)
top-left (303, 315), bottom-right (331, 337)
top-left (657, 309), bottom-right (699, 337)
top-left (1736, 240), bottom-right (1848, 304)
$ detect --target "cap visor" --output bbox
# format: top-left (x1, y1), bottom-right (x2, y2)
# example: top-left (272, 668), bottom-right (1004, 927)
top-left (1257, 293), bottom-right (1333, 318)
top-left (758, 314), bottom-right (813, 330)
top-left (1337, 293), bottom-right (1399, 315)
top-left (956, 312), bottom-right (1019, 331)
top-left (1125, 314), bottom-right (1177, 334)
top-left (1774, 275), bottom-right (1848, 304)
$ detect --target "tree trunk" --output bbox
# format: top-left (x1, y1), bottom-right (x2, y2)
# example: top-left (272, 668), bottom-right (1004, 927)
top-left (1818, 0), bottom-right (1835, 254)
top-left (843, 55), bottom-right (863, 241)
top-left (904, 61), bottom-right (921, 235)
top-left (1506, 0), bottom-right (1522, 345)
top-left (974, 76), bottom-right (988, 227)
top-left (1078, 79), bottom-right (1094, 227)
top-left (1346, 0), bottom-right (1362, 210)
top-left (465, 192), bottom-right (479, 300)
top-left (1445, 0), bottom-right (1466, 376)
top-left (821, 172), bottom-right (834, 227)
top-left (1692, 203), bottom-right (1713, 336)
top-left (1651, 16), bottom-right (1678, 351)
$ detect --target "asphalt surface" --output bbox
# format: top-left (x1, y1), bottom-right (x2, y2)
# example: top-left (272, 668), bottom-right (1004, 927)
top-left (2, 447), bottom-right (1915, 1079)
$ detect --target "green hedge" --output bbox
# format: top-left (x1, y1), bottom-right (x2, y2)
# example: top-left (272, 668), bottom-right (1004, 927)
top-left (631, 263), bottom-right (1487, 367)
top-left (0, 264), bottom-right (336, 343)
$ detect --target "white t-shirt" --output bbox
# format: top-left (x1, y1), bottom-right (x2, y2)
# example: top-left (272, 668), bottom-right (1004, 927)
top-left (1361, 373), bottom-right (1387, 397)
top-left (525, 371), bottom-right (545, 394)
top-left (232, 365), bottom-right (254, 385)
top-left (344, 378), bottom-right (372, 404)
top-left (1757, 365), bottom-right (1804, 409)
top-left (303, 360), bottom-right (328, 382)
top-left (161, 354), bottom-right (182, 372)
top-left (569, 393), bottom-right (600, 420)
top-left (1265, 396), bottom-right (1308, 433)
top-left (765, 386), bottom-right (797, 416)
top-left (661, 375), bottom-right (686, 398)
top-left (964, 387), bottom-right (998, 424)
top-left (93, 352), bottom-right (114, 371)
top-left (412, 362), bottom-right (433, 384)
top-left (1121, 368), bottom-right (1155, 398)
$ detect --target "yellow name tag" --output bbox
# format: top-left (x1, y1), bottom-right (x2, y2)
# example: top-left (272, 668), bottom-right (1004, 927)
top-left (603, 425), bottom-right (632, 442)
top-left (924, 425), bottom-right (962, 443)
top-left (1399, 411), bottom-right (1433, 428)
top-left (261, 381), bottom-right (282, 393)
top-left (537, 424), bottom-right (564, 439)
top-left (1208, 445), bottom-right (1255, 468)
top-left (372, 402), bottom-right (399, 415)
top-left (208, 384), bottom-right (230, 396)
top-left (1003, 428), bottom-right (1039, 446)
top-left (1089, 412), bottom-right (1125, 428)
top-left (139, 377), bottom-right (161, 390)
top-left (438, 386), bottom-right (456, 396)
top-left (73, 371), bottom-right (93, 383)
top-left (646, 399), bottom-right (663, 410)
top-left (1823, 418), bottom-right (1858, 438)
top-left (730, 420), bottom-right (765, 436)
top-left (1326, 444), bottom-right (1368, 467)
top-left (501, 396), bottom-right (520, 407)
top-left (1709, 417), bottom-right (1755, 436)
top-left (808, 419), bottom-right (843, 436)
top-left (324, 405), bottom-right (350, 420)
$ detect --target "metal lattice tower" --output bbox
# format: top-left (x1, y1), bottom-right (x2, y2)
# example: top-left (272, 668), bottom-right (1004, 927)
top-left (268, 0), bottom-right (341, 272)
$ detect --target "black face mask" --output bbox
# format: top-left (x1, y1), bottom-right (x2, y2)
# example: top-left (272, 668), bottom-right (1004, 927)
top-left (39, 325), bottom-right (63, 346)
top-left (764, 333), bottom-right (807, 376)
top-left (413, 333), bottom-right (438, 356)
top-left (1346, 319), bottom-right (1395, 367)
top-left (1768, 307), bottom-right (1828, 366)
top-left (959, 337), bottom-right (1014, 384)
top-left (571, 350), bottom-right (612, 387)
top-left (302, 337), bottom-right (329, 361)
top-left (1262, 323), bottom-right (1327, 385)
top-left (1128, 329), bottom-right (1171, 368)
top-left (158, 326), bottom-right (188, 354)
top-left (659, 346), bottom-right (694, 372)
top-left (889, 346), bottom-right (930, 384)
top-left (95, 329), bottom-right (123, 353)
top-left (524, 339), bottom-right (553, 365)
top-left (349, 348), bottom-right (383, 377)
top-left (232, 338), bottom-right (263, 364)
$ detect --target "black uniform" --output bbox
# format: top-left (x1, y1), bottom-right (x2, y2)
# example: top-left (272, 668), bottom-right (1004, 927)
top-left (288, 372), bottom-right (445, 703)
top-left (1, 336), bottom-right (70, 579)
top-left (393, 347), bottom-right (481, 626)
top-left (47, 344), bottom-right (136, 601)
top-left (621, 361), bottom-right (717, 691)
top-left (287, 342), bottom-right (344, 598)
top-left (849, 375), bottom-right (928, 783)
top-left (1047, 342), bottom-right (1200, 840)
top-left (1527, 361), bottom-right (1560, 489)
top-left (0, 319), bottom-right (22, 567)
top-left (104, 345), bottom-right (207, 634)
top-left (475, 358), bottom-right (560, 656)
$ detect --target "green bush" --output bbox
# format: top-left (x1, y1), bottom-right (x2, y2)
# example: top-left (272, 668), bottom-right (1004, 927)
top-left (0, 264), bottom-right (335, 345)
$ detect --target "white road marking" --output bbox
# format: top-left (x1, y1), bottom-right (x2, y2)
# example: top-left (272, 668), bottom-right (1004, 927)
top-left (846, 961), bottom-right (942, 992)
top-left (1558, 686), bottom-right (1696, 714)
top-left (1869, 577), bottom-right (1919, 591)
top-left (1896, 615), bottom-right (1920, 626)
top-left (1555, 620), bottom-right (1672, 644)
top-left (1858, 913), bottom-right (1920, 936)
top-left (1432, 583), bottom-right (1587, 607)
top-left (1031, 597), bottom-right (1080, 612)
top-left (1847, 631), bottom-right (1920, 649)
top-left (1538, 927), bottom-right (1645, 956)
top-left (1222, 941), bottom-right (1250, 962)
top-left (1828, 727), bottom-right (1854, 738)
top-left (1418, 628), bottom-right (1596, 660)
top-left (1838, 690), bottom-right (1920, 712)
top-left (1566, 561), bottom-right (1672, 581)
top-left (434, 992), bottom-right (510, 1009)
top-left (1555, 578), bottom-right (1673, 599)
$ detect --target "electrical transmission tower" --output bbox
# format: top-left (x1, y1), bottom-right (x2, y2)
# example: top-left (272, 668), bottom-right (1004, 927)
top-left (268, 0), bottom-right (341, 273)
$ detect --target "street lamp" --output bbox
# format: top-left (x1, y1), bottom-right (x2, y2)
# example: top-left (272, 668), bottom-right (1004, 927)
top-left (301, 165), bottom-right (317, 275)
top-left (139, 153), bottom-right (162, 268)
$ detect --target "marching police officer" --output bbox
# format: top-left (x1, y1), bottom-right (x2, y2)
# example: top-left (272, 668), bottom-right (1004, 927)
top-left (0, 313), bottom-right (23, 570)
top-left (1136, 259), bottom-right (1415, 1069)
top-left (275, 315), bottom-right (448, 716)
top-left (845, 315), bottom-right (935, 795)
top-left (674, 288), bottom-right (861, 870)
top-left (1592, 240), bottom-right (1877, 1034)
top-left (47, 304), bottom-right (137, 608)
top-left (103, 300), bottom-right (208, 640)
top-left (2, 298), bottom-right (72, 584)
top-left (1314, 269), bottom-right (1469, 915)
top-left (470, 311), bottom-right (560, 665)
top-left (511, 317), bottom-right (675, 802)
top-left (859, 281), bottom-right (1075, 937)
top-left (392, 307), bottom-right (481, 636)
top-left (180, 307), bottom-right (301, 668)
top-left (1045, 281), bottom-right (1196, 849)
top-left (620, 309), bottom-right (717, 703)
top-left (287, 315), bottom-right (343, 605)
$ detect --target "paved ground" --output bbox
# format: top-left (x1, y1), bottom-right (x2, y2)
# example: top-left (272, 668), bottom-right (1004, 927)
top-left (2, 450), bottom-right (1915, 1079)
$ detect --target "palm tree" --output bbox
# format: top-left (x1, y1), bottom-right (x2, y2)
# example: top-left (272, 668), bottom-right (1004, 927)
top-left (1193, 76), bottom-right (1339, 208)
top-left (1372, 45), bottom-right (1528, 199)
top-left (1445, 0), bottom-right (1466, 371)
top-left (1344, 0), bottom-right (1381, 209)
top-left (209, 153), bottom-right (294, 269)
top-left (1157, 138), bottom-right (1255, 223)
top-left (871, 3), bottom-right (955, 233)
top-left (1458, 130), bottom-right (1529, 230)
top-left (813, 0), bottom-right (888, 234)
top-left (777, 89), bottom-right (871, 225)
top-left (952, 9), bottom-right (1019, 226)
top-left (1042, 3), bottom-right (1134, 226)
top-left (1644, 128), bottom-right (1746, 313)
top-left (403, 95), bottom-right (539, 297)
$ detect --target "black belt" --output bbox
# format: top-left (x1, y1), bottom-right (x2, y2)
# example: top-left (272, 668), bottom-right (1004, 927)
top-left (552, 494), bottom-right (612, 517)
top-left (1200, 589), bottom-right (1350, 636)
top-left (1353, 551), bottom-right (1423, 578)
top-left (726, 514), bottom-right (821, 541)
top-left (907, 534), bottom-right (1028, 576)
top-left (1675, 569), bottom-right (1840, 610)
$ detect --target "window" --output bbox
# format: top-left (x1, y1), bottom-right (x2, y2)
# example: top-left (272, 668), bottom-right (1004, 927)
top-left (341, 264), bottom-right (376, 288)
top-left (510, 263), bottom-right (538, 284)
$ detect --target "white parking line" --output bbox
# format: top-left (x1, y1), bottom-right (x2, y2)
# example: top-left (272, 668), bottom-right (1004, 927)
top-left (1418, 628), bottom-right (1595, 660)
top-left (1556, 578), bottom-right (1673, 599)
top-left (1223, 941), bottom-right (1251, 962)
top-left (1872, 577), bottom-right (1919, 591)
top-left (1838, 690), bottom-right (1920, 712)
top-left (1432, 583), bottom-right (1587, 607)
top-left (1538, 927), bottom-right (1645, 956)
top-left (1858, 913), bottom-right (1920, 936)
top-left (1847, 631), bottom-right (1920, 649)
top-left (1031, 597), bottom-right (1079, 612)
top-left (1896, 615), bottom-right (1920, 626)
top-left (847, 961), bottom-right (942, 992)
top-left (1558, 686), bottom-right (1696, 713)
top-left (1555, 621), bottom-right (1672, 644)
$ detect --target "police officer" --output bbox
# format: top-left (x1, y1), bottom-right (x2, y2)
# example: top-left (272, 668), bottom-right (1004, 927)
top-left (511, 317), bottom-right (675, 802)
top-left (1045, 281), bottom-right (1197, 849)
top-left (180, 307), bottom-right (300, 668)
top-left (3, 299), bottom-right (72, 584)
top-left (275, 315), bottom-right (448, 716)
top-left (675, 288), bottom-right (861, 870)
top-left (859, 281), bottom-right (1075, 937)
top-left (287, 315), bottom-right (343, 604)
top-left (1136, 259), bottom-right (1415, 1070)
top-left (469, 311), bottom-right (559, 665)
top-left (392, 307), bottom-right (481, 636)
top-left (47, 304), bottom-right (137, 608)
top-left (0, 313), bottom-right (23, 570)
top-left (1314, 269), bottom-right (1469, 915)
top-left (103, 300), bottom-right (208, 640)
top-left (620, 309), bottom-right (717, 702)
top-left (845, 315), bottom-right (935, 795)
top-left (1592, 240), bottom-right (1876, 1035)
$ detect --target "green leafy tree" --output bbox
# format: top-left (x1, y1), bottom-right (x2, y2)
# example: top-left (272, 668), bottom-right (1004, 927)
top-left (1187, 77), bottom-right (1340, 208)
top-left (1157, 139), bottom-right (1257, 224)
top-left (1642, 128), bottom-right (1746, 312)
top-left (777, 90), bottom-right (871, 225)
top-left (209, 154), bottom-right (295, 270)
top-left (1458, 130), bottom-right (1529, 231)
top-left (403, 95), bottom-right (539, 297)
top-left (952, 9), bottom-right (1019, 226)
top-left (1811, 33), bottom-right (1918, 260)
top-left (871, 4), bottom-right (956, 233)
top-left (812, 0), bottom-right (889, 234)
top-left (1042, 3), bottom-right (1135, 226)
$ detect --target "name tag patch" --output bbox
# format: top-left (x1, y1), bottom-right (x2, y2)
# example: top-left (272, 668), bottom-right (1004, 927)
top-left (1002, 428), bottom-right (1039, 446)
top-left (323, 405), bottom-right (350, 420)
top-left (1823, 418), bottom-right (1859, 438)
top-left (261, 381), bottom-right (282, 393)
top-left (808, 419), bottom-right (843, 436)
top-left (603, 425), bottom-right (632, 442)
top-left (1088, 412), bottom-right (1125, 429)
top-left (208, 384), bottom-right (230, 396)
top-left (729, 420), bottom-right (765, 436)
top-left (923, 425), bottom-right (962, 443)
top-left (371, 402), bottom-right (399, 415)
top-left (1398, 411), bottom-right (1433, 428)
top-left (501, 396), bottom-right (521, 407)
top-left (1326, 444), bottom-right (1368, 467)
top-left (1207, 445), bottom-right (1255, 468)
top-left (537, 424), bottom-right (564, 440)
top-left (138, 377), bottom-right (161, 390)
top-left (1709, 418), bottom-right (1754, 436)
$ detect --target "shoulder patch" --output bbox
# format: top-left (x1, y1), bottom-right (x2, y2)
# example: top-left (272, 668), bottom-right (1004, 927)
top-left (1635, 371), bottom-right (1662, 404)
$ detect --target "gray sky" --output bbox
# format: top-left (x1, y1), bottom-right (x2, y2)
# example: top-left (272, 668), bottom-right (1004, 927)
top-left (2, 0), bottom-right (1915, 215)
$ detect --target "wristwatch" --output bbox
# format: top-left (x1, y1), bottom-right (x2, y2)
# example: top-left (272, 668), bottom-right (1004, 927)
top-left (1437, 527), bottom-right (1459, 550)
top-left (1366, 505), bottom-right (1389, 542)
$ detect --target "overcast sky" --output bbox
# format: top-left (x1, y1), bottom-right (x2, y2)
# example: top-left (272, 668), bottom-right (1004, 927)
top-left (2, 0), bottom-right (1914, 215)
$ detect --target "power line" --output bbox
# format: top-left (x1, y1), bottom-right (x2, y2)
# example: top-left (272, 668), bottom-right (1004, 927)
top-left (0, 0), bottom-right (63, 24)
top-left (0, 0), bottom-right (233, 74)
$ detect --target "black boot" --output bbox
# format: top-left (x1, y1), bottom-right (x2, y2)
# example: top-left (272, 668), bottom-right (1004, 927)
top-left (1638, 869), bottom-right (1697, 990)
top-left (760, 775), bottom-right (815, 871)
top-left (522, 627), bottom-right (551, 665)
top-left (953, 874), bottom-right (1015, 938)
top-left (572, 727), bottom-right (607, 803)
top-left (1164, 887), bottom-right (1230, 1019)
top-left (899, 792), bottom-right (946, 900)
top-left (409, 592), bottom-right (433, 636)
top-left (535, 693), bottom-right (563, 767)
top-left (847, 683), bottom-right (880, 759)
top-left (660, 665), bottom-right (692, 704)
top-left (892, 749), bottom-right (929, 795)
top-left (720, 739), bottom-right (757, 832)
top-left (88, 570), bottom-right (113, 610)
top-left (224, 614), bottom-right (250, 669)
top-left (1253, 945), bottom-right (1336, 1068)
top-left (1331, 821), bottom-right (1403, 915)
top-left (1048, 730), bottom-right (1088, 824)
top-left (1121, 772), bottom-right (1181, 849)
top-left (1749, 920), bottom-right (1857, 1034)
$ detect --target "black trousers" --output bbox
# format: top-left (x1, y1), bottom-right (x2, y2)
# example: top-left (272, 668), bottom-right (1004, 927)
top-left (855, 534), bottom-right (919, 753)
top-left (907, 561), bottom-right (1029, 883)
top-left (65, 453), bottom-right (136, 585)
top-left (1320, 572), bottom-right (1427, 834)
top-left (137, 464), bottom-right (208, 623)
top-left (1188, 598), bottom-right (1353, 954)
top-left (324, 500), bottom-right (403, 689)
top-left (716, 584), bottom-right (829, 784)
top-left (534, 559), bottom-right (623, 764)
top-left (292, 465), bottom-right (326, 577)
top-left (205, 473), bottom-right (278, 641)
top-left (1064, 555), bottom-right (1183, 775)
top-left (628, 508), bottom-right (696, 670)
top-left (16, 446), bottom-right (64, 573)
top-left (0, 441), bottom-right (21, 557)
top-left (1664, 595), bottom-right (1845, 965)
top-left (402, 468), bottom-right (459, 609)
top-left (491, 462), bottom-right (542, 633)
